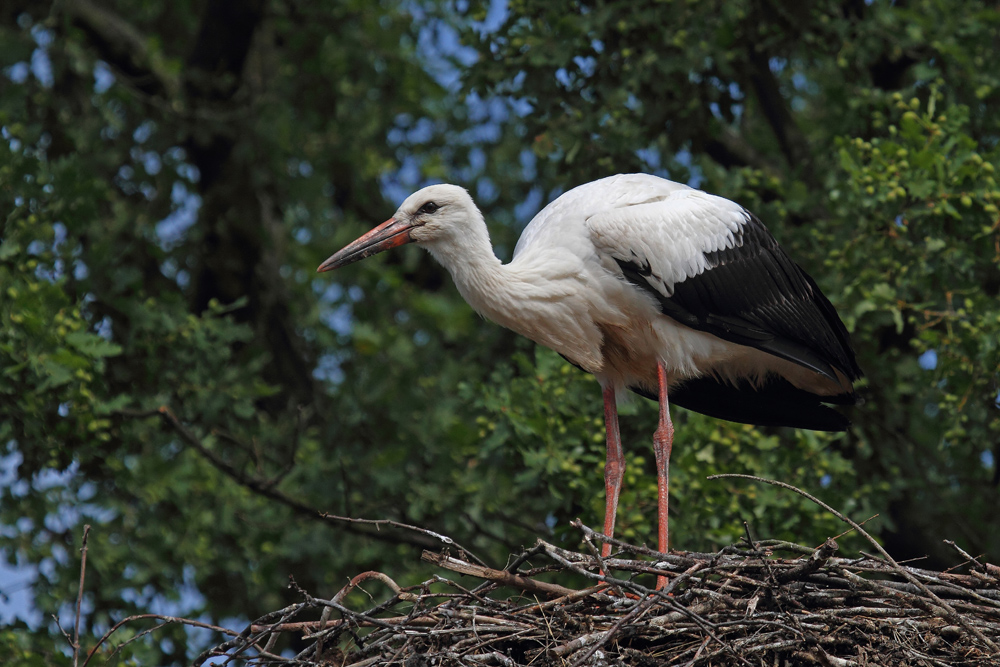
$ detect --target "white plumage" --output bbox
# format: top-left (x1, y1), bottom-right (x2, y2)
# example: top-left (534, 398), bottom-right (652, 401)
top-left (319, 173), bottom-right (861, 578)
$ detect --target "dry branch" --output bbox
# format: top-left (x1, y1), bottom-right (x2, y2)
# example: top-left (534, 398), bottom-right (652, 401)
top-left (421, 550), bottom-right (577, 598)
top-left (73, 525), bottom-right (90, 667)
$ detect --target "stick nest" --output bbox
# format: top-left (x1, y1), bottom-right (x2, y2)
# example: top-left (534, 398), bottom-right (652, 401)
top-left (193, 524), bottom-right (1000, 666)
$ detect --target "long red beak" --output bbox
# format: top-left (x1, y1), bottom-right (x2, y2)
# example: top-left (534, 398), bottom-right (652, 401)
top-left (317, 217), bottom-right (416, 272)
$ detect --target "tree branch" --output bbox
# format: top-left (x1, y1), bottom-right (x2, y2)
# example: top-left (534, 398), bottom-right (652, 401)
top-left (62, 0), bottom-right (180, 97)
top-left (743, 46), bottom-right (814, 183)
top-left (73, 525), bottom-right (91, 667)
top-left (704, 126), bottom-right (782, 177)
top-left (120, 407), bottom-right (443, 551)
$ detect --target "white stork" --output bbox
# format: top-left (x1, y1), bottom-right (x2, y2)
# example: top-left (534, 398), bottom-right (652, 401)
top-left (318, 173), bottom-right (861, 571)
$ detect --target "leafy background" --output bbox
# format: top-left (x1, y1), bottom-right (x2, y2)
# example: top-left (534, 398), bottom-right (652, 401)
top-left (1, 0), bottom-right (998, 663)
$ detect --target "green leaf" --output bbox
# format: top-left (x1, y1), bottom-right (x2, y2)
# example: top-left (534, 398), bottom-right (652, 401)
top-left (65, 331), bottom-right (123, 358)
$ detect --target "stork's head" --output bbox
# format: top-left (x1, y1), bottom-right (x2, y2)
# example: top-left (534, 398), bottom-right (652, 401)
top-left (317, 184), bottom-right (480, 272)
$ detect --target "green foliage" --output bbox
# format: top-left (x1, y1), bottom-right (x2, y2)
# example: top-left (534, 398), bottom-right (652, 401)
top-left (1, 147), bottom-right (120, 472)
top-left (2, 0), bottom-right (999, 664)
top-left (830, 91), bottom-right (1000, 550)
top-left (0, 625), bottom-right (68, 667)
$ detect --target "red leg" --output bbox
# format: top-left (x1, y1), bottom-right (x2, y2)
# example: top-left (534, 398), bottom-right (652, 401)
top-left (601, 384), bottom-right (625, 559)
top-left (653, 361), bottom-right (674, 589)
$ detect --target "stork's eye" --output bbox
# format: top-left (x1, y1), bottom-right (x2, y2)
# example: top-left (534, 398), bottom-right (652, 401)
top-left (418, 201), bottom-right (440, 215)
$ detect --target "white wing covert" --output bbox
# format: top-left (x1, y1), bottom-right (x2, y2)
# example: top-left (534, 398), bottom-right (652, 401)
top-left (587, 189), bottom-right (861, 389)
top-left (588, 190), bottom-right (749, 293)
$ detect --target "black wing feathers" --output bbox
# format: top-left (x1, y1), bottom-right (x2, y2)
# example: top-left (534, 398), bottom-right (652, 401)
top-left (615, 213), bottom-right (862, 385)
top-left (630, 375), bottom-right (851, 431)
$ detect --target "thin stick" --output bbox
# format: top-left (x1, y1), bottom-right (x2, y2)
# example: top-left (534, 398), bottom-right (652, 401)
top-left (323, 513), bottom-right (489, 567)
top-left (566, 593), bottom-right (658, 666)
top-left (73, 524), bottom-right (91, 667)
top-left (943, 539), bottom-right (986, 573)
top-left (421, 551), bottom-right (577, 598)
top-left (571, 519), bottom-right (622, 596)
top-left (827, 514), bottom-right (879, 543)
top-left (82, 614), bottom-right (239, 667)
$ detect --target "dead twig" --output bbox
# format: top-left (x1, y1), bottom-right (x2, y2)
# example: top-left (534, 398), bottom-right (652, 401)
top-left (83, 614), bottom-right (239, 667)
top-left (774, 538), bottom-right (839, 584)
top-left (73, 524), bottom-right (91, 667)
top-left (324, 514), bottom-right (489, 567)
top-left (422, 551), bottom-right (577, 598)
